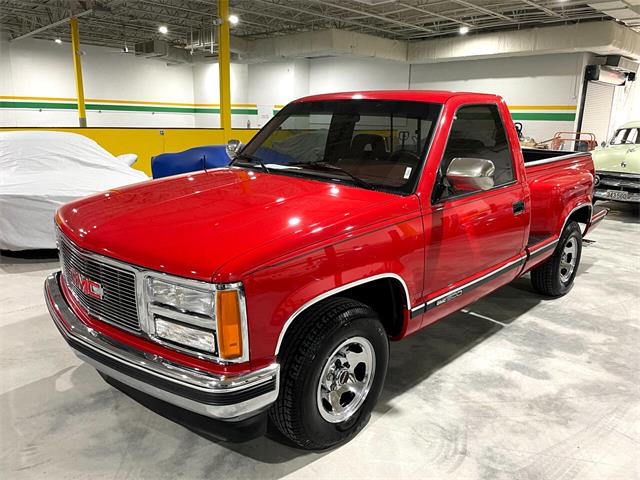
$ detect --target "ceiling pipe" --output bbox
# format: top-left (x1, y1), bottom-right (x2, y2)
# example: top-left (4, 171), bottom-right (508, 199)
top-left (10, 9), bottom-right (93, 41)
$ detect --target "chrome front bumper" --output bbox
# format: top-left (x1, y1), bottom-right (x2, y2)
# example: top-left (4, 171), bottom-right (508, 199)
top-left (594, 171), bottom-right (640, 203)
top-left (44, 272), bottom-right (279, 421)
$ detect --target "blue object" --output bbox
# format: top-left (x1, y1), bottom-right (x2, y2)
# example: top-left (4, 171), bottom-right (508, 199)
top-left (151, 145), bottom-right (231, 179)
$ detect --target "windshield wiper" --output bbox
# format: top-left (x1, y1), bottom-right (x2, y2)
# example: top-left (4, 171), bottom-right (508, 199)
top-left (293, 161), bottom-right (374, 190)
top-left (233, 152), bottom-right (270, 173)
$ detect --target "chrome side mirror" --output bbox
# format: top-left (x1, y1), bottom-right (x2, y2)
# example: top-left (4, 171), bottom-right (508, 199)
top-left (226, 139), bottom-right (242, 158)
top-left (446, 157), bottom-right (495, 193)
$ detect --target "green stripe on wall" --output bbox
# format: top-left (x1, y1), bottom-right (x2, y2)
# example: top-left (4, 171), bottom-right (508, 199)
top-left (0, 101), bottom-right (78, 110)
top-left (510, 112), bottom-right (576, 121)
top-left (1, 101), bottom-right (573, 121)
top-left (0, 101), bottom-right (257, 115)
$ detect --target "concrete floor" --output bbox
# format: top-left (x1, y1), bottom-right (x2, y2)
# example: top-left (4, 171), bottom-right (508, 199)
top-left (1, 201), bottom-right (638, 480)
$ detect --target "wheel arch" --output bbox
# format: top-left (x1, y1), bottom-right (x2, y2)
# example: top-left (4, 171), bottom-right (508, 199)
top-left (274, 273), bottom-right (410, 356)
top-left (561, 202), bottom-right (592, 236)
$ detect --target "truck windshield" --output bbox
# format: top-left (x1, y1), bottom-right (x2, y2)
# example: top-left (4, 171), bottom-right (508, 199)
top-left (235, 99), bottom-right (442, 194)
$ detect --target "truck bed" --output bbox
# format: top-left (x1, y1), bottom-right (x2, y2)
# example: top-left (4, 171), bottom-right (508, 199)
top-left (522, 147), bottom-right (582, 165)
top-left (522, 148), bottom-right (595, 262)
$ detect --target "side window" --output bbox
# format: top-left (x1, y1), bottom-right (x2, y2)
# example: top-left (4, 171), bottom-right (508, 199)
top-left (435, 104), bottom-right (515, 201)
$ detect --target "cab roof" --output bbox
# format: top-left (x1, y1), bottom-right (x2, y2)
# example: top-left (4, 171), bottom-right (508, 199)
top-left (294, 90), bottom-right (503, 104)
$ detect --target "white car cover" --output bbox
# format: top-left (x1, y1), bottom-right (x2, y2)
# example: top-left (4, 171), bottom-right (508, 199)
top-left (0, 130), bottom-right (148, 250)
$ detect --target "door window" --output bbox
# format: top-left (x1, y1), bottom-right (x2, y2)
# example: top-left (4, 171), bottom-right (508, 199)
top-left (434, 104), bottom-right (515, 202)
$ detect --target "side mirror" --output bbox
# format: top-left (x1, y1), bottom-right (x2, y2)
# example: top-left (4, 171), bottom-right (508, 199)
top-left (226, 139), bottom-right (242, 158)
top-left (600, 141), bottom-right (606, 148)
top-left (446, 157), bottom-right (495, 193)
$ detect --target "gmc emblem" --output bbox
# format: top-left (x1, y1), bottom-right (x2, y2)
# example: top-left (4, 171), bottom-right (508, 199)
top-left (69, 268), bottom-right (104, 299)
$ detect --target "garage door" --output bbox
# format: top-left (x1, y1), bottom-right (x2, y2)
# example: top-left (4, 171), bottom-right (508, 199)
top-left (581, 81), bottom-right (615, 144)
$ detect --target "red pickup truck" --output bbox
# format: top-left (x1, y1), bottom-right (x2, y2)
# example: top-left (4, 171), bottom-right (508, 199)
top-left (45, 91), bottom-right (607, 449)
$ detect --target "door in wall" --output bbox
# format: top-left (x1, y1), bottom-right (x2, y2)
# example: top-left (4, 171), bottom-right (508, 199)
top-left (581, 81), bottom-right (615, 145)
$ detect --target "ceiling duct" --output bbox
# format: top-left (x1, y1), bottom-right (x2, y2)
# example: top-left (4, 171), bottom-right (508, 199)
top-left (605, 54), bottom-right (639, 71)
top-left (586, 64), bottom-right (631, 84)
top-left (408, 21), bottom-right (640, 63)
top-left (134, 40), bottom-right (193, 65)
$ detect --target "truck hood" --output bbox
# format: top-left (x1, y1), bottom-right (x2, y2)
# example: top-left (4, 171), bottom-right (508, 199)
top-left (57, 168), bottom-right (401, 281)
top-left (592, 145), bottom-right (640, 174)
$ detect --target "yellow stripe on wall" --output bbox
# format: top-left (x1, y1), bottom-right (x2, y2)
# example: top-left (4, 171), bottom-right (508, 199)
top-left (509, 105), bottom-right (577, 110)
top-left (0, 95), bottom-right (257, 109)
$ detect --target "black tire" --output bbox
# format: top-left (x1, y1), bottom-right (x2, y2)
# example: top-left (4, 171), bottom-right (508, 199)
top-left (531, 221), bottom-right (582, 297)
top-left (270, 297), bottom-right (389, 450)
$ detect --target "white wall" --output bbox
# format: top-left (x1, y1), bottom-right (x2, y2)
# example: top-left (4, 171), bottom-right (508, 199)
top-left (1, 38), bottom-right (200, 127)
top-left (410, 53), bottom-right (586, 141)
top-left (309, 57), bottom-right (410, 94)
top-left (2, 37), bottom-right (636, 141)
top-left (192, 62), bottom-right (249, 128)
top-left (0, 38), bottom-right (253, 128)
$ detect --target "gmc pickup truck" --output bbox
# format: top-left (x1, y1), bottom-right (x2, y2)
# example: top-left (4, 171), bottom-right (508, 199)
top-left (45, 91), bottom-right (607, 450)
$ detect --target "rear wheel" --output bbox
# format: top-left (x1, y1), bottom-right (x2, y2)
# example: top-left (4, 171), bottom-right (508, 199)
top-left (270, 297), bottom-right (389, 450)
top-left (531, 221), bottom-right (582, 297)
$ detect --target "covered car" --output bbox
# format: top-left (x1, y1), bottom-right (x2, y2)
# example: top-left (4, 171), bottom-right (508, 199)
top-left (592, 121), bottom-right (640, 203)
top-left (0, 130), bottom-right (148, 250)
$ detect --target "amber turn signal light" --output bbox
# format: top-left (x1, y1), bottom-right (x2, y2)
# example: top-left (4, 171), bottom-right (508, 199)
top-left (216, 289), bottom-right (243, 359)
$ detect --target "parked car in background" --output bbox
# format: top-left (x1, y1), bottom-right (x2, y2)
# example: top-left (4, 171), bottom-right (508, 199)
top-left (592, 121), bottom-right (640, 203)
top-left (45, 91), bottom-right (607, 450)
top-left (0, 130), bottom-right (147, 250)
top-left (151, 145), bottom-right (232, 179)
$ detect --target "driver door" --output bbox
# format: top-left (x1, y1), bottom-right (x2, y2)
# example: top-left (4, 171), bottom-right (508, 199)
top-left (421, 102), bottom-right (528, 316)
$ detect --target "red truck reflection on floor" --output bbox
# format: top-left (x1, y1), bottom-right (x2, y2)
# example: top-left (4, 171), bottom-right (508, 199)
top-left (45, 90), bottom-right (608, 450)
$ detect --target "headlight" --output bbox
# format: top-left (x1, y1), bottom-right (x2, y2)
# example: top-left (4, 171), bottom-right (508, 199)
top-left (147, 277), bottom-right (214, 317)
top-left (142, 274), bottom-right (248, 363)
top-left (594, 174), bottom-right (600, 186)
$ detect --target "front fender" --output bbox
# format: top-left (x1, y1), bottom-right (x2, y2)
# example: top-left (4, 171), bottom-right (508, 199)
top-left (241, 215), bottom-right (424, 364)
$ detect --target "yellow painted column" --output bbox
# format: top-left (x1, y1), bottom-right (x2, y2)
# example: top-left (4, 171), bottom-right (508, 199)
top-left (217, 0), bottom-right (231, 138)
top-left (70, 17), bottom-right (87, 127)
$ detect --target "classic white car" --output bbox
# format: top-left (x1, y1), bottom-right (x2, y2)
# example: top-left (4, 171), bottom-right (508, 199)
top-left (0, 130), bottom-right (148, 250)
top-left (592, 121), bottom-right (640, 203)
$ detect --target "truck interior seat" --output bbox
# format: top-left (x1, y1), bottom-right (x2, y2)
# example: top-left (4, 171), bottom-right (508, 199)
top-left (350, 134), bottom-right (388, 160)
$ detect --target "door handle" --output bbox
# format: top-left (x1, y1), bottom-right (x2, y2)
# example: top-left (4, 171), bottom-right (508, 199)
top-left (512, 200), bottom-right (525, 215)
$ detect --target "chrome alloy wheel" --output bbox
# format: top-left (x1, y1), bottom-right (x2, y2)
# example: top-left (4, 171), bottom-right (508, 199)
top-left (559, 237), bottom-right (578, 283)
top-left (316, 336), bottom-right (376, 423)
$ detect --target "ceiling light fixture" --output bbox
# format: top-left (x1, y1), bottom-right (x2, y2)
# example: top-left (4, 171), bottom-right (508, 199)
top-left (54, 38), bottom-right (62, 44)
top-left (459, 26), bottom-right (469, 35)
top-left (158, 25), bottom-right (168, 34)
top-left (228, 14), bottom-right (239, 25)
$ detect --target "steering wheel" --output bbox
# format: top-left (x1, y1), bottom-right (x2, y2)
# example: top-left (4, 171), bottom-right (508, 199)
top-left (388, 150), bottom-right (420, 164)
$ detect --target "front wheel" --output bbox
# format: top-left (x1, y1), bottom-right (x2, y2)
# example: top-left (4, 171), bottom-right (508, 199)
top-left (531, 221), bottom-right (582, 297)
top-left (270, 297), bottom-right (389, 450)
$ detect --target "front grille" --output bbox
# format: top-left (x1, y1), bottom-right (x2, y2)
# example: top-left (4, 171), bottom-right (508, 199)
top-left (59, 234), bottom-right (141, 333)
top-left (597, 173), bottom-right (640, 192)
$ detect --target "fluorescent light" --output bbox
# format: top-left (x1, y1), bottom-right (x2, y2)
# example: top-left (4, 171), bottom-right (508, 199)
top-left (459, 26), bottom-right (470, 35)
top-left (54, 38), bottom-right (62, 44)
top-left (158, 25), bottom-right (168, 34)
top-left (228, 14), bottom-right (239, 25)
